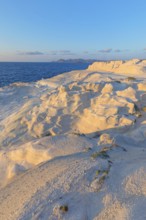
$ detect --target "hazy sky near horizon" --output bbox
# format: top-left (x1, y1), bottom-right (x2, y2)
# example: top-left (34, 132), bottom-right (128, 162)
top-left (0, 0), bottom-right (146, 61)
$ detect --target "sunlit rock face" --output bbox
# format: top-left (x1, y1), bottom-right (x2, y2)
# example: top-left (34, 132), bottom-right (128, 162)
top-left (0, 80), bottom-right (137, 147)
top-left (88, 59), bottom-right (146, 75)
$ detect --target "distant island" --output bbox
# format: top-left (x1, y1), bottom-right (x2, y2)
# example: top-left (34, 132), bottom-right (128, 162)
top-left (54, 58), bottom-right (97, 63)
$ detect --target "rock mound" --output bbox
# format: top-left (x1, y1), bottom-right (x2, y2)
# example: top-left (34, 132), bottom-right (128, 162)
top-left (88, 59), bottom-right (146, 75)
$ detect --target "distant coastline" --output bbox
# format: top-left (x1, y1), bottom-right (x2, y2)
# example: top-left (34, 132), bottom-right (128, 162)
top-left (54, 58), bottom-right (97, 63)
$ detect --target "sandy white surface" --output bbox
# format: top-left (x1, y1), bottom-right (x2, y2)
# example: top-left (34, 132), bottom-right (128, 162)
top-left (1, 59), bottom-right (146, 219)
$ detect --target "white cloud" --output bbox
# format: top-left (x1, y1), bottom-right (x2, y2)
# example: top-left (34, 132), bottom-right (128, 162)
top-left (98, 48), bottom-right (112, 53)
top-left (18, 51), bottom-right (44, 55)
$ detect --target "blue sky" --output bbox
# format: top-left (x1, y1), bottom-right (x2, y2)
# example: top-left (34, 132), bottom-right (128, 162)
top-left (0, 0), bottom-right (146, 61)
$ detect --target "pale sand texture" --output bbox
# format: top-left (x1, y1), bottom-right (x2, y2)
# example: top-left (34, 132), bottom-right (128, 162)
top-left (1, 59), bottom-right (146, 219)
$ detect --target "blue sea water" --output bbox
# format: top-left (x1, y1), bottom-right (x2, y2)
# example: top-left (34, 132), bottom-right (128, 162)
top-left (0, 62), bottom-right (91, 87)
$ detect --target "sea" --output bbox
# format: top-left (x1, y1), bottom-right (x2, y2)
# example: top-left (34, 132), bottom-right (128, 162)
top-left (0, 62), bottom-right (91, 87)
